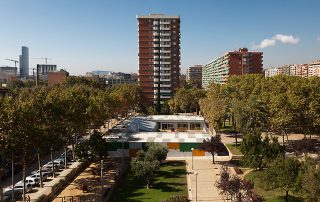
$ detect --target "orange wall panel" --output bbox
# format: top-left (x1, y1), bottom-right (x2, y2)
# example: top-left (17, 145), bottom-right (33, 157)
top-left (192, 149), bottom-right (205, 156)
top-left (167, 143), bottom-right (180, 150)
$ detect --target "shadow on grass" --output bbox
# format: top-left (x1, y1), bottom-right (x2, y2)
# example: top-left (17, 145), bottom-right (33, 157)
top-left (110, 161), bottom-right (187, 202)
top-left (266, 195), bottom-right (304, 202)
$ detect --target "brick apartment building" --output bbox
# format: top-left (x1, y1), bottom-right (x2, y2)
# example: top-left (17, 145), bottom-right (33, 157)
top-left (47, 69), bottom-right (69, 86)
top-left (202, 48), bottom-right (263, 88)
top-left (187, 65), bottom-right (202, 88)
top-left (137, 14), bottom-right (181, 111)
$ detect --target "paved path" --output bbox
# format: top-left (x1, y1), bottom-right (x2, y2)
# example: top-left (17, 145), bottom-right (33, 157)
top-left (186, 159), bottom-right (225, 202)
top-left (53, 158), bottom-right (124, 202)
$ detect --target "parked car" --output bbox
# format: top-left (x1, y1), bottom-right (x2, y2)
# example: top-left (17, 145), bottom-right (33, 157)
top-left (28, 172), bottom-right (49, 181)
top-left (54, 158), bottom-right (65, 166)
top-left (32, 169), bottom-right (54, 178)
top-left (43, 162), bottom-right (60, 170)
top-left (14, 183), bottom-right (33, 193)
top-left (3, 189), bottom-right (22, 202)
top-left (15, 178), bottom-right (38, 188)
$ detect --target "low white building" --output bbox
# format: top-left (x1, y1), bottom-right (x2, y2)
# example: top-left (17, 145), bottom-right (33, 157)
top-left (147, 115), bottom-right (208, 132)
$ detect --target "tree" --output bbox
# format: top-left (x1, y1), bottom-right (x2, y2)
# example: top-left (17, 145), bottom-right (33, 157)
top-left (240, 131), bottom-right (283, 170)
top-left (130, 143), bottom-right (167, 188)
top-left (131, 158), bottom-right (159, 189)
top-left (262, 157), bottom-right (301, 202)
top-left (215, 166), bottom-right (259, 202)
top-left (144, 142), bottom-right (168, 162)
top-left (109, 84), bottom-right (141, 117)
top-left (74, 131), bottom-right (109, 162)
top-left (200, 135), bottom-right (223, 164)
top-left (169, 87), bottom-right (205, 114)
top-left (287, 138), bottom-right (317, 156)
top-left (303, 169), bottom-right (320, 201)
top-left (199, 83), bottom-right (227, 134)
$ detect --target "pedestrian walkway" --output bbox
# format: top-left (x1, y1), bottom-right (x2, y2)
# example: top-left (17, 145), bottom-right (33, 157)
top-left (186, 159), bottom-right (225, 202)
top-left (52, 158), bottom-right (123, 202)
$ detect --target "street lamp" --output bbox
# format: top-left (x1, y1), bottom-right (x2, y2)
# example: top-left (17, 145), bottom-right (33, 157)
top-left (194, 171), bottom-right (198, 202)
top-left (191, 148), bottom-right (194, 170)
top-left (187, 171), bottom-right (198, 201)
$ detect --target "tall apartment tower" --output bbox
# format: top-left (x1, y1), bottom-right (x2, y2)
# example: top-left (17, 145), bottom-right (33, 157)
top-left (187, 65), bottom-right (202, 88)
top-left (19, 46), bottom-right (29, 78)
top-left (137, 14), bottom-right (180, 112)
top-left (202, 48), bottom-right (263, 88)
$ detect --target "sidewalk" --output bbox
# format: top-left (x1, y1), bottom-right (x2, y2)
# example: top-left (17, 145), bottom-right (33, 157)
top-left (52, 158), bottom-right (124, 202)
top-left (186, 158), bottom-right (225, 202)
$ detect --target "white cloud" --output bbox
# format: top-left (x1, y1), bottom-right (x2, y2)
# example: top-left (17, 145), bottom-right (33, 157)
top-left (253, 34), bottom-right (300, 49)
top-left (253, 39), bottom-right (276, 49)
top-left (273, 34), bottom-right (299, 44)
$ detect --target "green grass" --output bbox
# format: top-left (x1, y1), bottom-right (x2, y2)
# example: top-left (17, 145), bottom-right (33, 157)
top-left (226, 144), bottom-right (242, 155)
top-left (245, 171), bottom-right (304, 202)
top-left (110, 161), bottom-right (188, 202)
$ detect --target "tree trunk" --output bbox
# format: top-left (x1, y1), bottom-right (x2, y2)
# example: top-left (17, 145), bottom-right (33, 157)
top-left (36, 148), bottom-right (43, 187)
top-left (64, 147), bottom-right (68, 169)
top-left (22, 156), bottom-right (26, 202)
top-left (51, 147), bottom-right (55, 178)
top-left (0, 173), bottom-right (3, 202)
top-left (72, 143), bottom-right (75, 161)
top-left (211, 152), bottom-right (215, 164)
top-left (285, 190), bottom-right (289, 202)
top-left (235, 133), bottom-right (238, 147)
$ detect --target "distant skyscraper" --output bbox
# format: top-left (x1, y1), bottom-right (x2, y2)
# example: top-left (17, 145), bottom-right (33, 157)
top-left (19, 46), bottom-right (29, 78)
top-left (137, 14), bottom-right (181, 112)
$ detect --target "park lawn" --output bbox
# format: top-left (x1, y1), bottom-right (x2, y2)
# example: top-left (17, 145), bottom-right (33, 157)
top-left (110, 161), bottom-right (188, 202)
top-left (226, 144), bottom-right (242, 155)
top-left (220, 122), bottom-right (234, 132)
top-left (245, 171), bottom-right (304, 202)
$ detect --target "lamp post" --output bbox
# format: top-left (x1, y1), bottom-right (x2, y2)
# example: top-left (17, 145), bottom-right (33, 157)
top-left (187, 171), bottom-right (199, 202)
top-left (100, 159), bottom-right (104, 191)
top-left (191, 148), bottom-right (194, 170)
top-left (194, 171), bottom-right (198, 201)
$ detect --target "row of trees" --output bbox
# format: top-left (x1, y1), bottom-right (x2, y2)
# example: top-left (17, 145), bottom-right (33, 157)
top-left (0, 78), bottom-right (141, 201)
top-left (262, 157), bottom-right (320, 201)
top-left (200, 74), bottom-right (320, 138)
top-left (199, 75), bottom-right (320, 201)
top-left (168, 86), bottom-right (206, 114)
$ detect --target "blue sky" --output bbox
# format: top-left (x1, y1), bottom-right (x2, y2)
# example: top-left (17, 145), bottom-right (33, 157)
top-left (0, 0), bottom-right (319, 75)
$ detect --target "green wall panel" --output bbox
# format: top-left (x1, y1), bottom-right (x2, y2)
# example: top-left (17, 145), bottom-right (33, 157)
top-left (179, 143), bottom-right (200, 152)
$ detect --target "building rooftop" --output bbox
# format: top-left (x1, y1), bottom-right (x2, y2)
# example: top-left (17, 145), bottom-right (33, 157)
top-left (148, 115), bottom-right (204, 122)
top-left (137, 14), bottom-right (180, 19)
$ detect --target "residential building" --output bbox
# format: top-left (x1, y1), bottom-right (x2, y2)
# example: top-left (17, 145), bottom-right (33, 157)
top-left (47, 69), bottom-right (69, 86)
top-left (0, 66), bottom-right (17, 84)
top-left (264, 60), bottom-right (320, 78)
top-left (296, 64), bottom-right (309, 78)
top-left (85, 71), bottom-right (138, 87)
top-left (37, 64), bottom-right (57, 76)
top-left (308, 60), bottom-right (320, 77)
top-left (187, 65), bottom-right (202, 88)
top-left (179, 74), bottom-right (187, 87)
top-left (19, 46), bottom-right (29, 78)
top-left (202, 48), bottom-right (263, 88)
top-left (264, 68), bottom-right (278, 77)
top-left (137, 14), bottom-right (181, 110)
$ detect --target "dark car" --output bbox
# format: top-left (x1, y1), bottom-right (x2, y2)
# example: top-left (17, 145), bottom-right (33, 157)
top-left (4, 189), bottom-right (22, 202)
